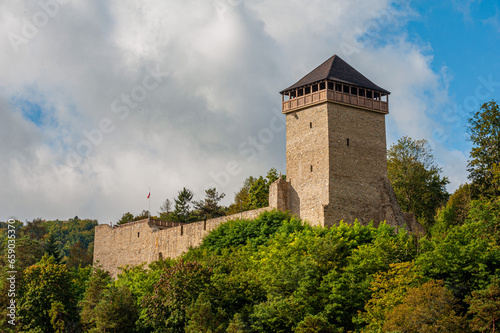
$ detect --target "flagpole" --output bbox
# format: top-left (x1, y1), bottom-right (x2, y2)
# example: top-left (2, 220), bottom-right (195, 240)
top-left (148, 187), bottom-right (151, 222)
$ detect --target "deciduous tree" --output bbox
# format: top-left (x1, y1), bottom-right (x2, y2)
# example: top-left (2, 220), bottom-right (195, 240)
top-left (433, 183), bottom-right (472, 234)
top-left (467, 278), bottom-right (500, 333)
top-left (383, 280), bottom-right (467, 332)
top-left (467, 100), bottom-right (500, 198)
top-left (159, 198), bottom-right (173, 220)
top-left (142, 260), bottom-right (212, 332)
top-left (18, 255), bottom-right (77, 332)
top-left (387, 136), bottom-right (449, 227)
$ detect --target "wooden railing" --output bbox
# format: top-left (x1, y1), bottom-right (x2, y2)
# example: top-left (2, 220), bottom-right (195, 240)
top-left (149, 219), bottom-right (184, 229)
top-left (282, 88), bottom-right (388, 113)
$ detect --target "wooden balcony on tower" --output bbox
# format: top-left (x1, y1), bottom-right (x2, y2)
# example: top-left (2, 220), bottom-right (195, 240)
top-left (281, 79), bottom-right (389, 114)
top-left (280, 54), bottom-right (390, 114)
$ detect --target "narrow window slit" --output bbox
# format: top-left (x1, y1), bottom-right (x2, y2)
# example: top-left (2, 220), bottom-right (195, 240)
top-left (347, 138), bottom-right (350, 146)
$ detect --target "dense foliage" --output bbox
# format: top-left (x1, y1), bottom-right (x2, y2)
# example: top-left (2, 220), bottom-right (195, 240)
top-left (1, 196), bottom-right (499, 332)
top-left (387, 136), bottom-right (449, 229)
top-left (104, 206), bottom-right (498, 332)
top-left (468, 100), bottom-right (500, 198)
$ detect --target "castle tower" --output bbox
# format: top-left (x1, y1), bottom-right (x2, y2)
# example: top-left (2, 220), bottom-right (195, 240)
top-left (278, 54), bottom-right (406, 228)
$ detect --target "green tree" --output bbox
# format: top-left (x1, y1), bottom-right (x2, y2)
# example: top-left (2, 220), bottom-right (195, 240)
top-left (226, 313), bottom-right (247, 333)
top-left (134, 210), bottom-right (150, 221)
top-left (41, 218), bottom-right (97, 259)
top-left (227, 169), bottom-right (282, 214)
top-left (467, 196), bottom-right (500, 244)
top-left (194, 188), bottom-right (226, 220)
top-left (142, 260), bottom-right (212, 332)
top-left (387, 136), bottom-right (449, 227)
top-left (45, 233), bottom-right (63, 263)
top-left (416, 220), bottom-right (500, 301)
top-left (466, 278), bottom-right (500, 333)
top-left (199, 210), bottom-right (301, 252)
top-left (295, 314), bottom-right (339, 333)
top-left (159, 198), bottom-right (173, 220)
top-left (49, 301), bottom-right (67, 333)
top-left (66, 241), bottom-right (93, 269)
top-left (185, 292), bottom-right (225, 333)
top-left (359, 261), bottom-right (427, 332)
top-left (117, 212), bottom-right (134, 225)
top-left (433, 183), bottom-right (472, 234)
top-left (227, 176), bottom-right (256, 214)
top-left (323, 223), bottom-right (417, 331)
top-left (21, 217), bottom-right (47, 241)
top-left (171, 187), bottom-right (195, 223)
top-left (92, 285), bottom-right (138, 333)
top-left (467, 100), bottom-right (500, 198)
top-left (248, 176), bottom-right (268, 209)
top-left (383, 280), bottom-right (468, 332)
top-left (247, 168), bottom-right (280, 209)
top-left (18, 255), bottom-right (77, 332)
top-left (80, 268), bottom-right (112, 331)
top-left (0, 236), bottom-right (45, 331)
top-left (115, 259), bottom-right (175, 331)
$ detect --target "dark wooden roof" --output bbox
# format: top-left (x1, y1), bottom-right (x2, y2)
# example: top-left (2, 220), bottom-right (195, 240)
top-left (280, 54), bottom-right (390, 94)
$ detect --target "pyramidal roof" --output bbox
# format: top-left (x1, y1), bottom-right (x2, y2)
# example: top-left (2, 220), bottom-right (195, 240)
top-left (280, 55), bottom-right (390, 94)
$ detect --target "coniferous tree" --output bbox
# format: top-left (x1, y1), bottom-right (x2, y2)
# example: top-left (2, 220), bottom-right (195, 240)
top-left (45, 233), bottom-right (63, 263)
top-left (194, 188), bottom-right (226, 220)
top-left (117, 212), bottom-right (134, 225)
top-left (171, 188), bottom-right (195, 223)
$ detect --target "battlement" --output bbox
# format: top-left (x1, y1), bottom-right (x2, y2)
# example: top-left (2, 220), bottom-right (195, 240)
top-left (105, 218), bottom-right (184, 230)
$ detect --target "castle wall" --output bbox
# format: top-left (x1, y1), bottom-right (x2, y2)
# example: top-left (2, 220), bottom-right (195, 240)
top-left (93, 207), bottom-right (272, 277)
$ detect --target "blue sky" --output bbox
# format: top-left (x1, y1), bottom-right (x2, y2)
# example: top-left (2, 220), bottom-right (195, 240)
top-left (407, 0), bottom-right (500, 150)
top-left (0, 0), bottom-right (498, 223)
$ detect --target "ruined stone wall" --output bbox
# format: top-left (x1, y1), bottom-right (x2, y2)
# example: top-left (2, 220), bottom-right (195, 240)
top-left (93, 207), bottom-right (272, 277)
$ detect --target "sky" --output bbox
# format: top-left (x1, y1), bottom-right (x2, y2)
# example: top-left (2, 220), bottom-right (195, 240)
top-left (1, 0), bottom-right (499, 224)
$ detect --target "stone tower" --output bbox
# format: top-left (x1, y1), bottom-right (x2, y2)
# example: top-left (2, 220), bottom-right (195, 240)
top-left (276, 54), bottom-right (407, 228)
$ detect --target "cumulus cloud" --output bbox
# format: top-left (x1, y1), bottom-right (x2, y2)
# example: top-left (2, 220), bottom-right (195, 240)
top-left (0, 0), bottom-right (466, 223)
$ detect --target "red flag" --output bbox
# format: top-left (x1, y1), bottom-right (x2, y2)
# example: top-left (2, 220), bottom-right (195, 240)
top-left (147, 192), bottom-right (150, 199)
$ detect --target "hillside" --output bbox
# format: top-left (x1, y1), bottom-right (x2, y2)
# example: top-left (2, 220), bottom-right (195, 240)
top-left (2, 203), bottom-right (499, 332)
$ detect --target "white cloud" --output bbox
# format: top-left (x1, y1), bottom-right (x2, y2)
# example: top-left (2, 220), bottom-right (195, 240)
top-left (453, 0), bottom-right (482, 22)
top-left (0, 0), bottom-right (467, 223)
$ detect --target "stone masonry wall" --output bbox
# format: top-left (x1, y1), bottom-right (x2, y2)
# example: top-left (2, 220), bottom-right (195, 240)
top-left (285, 104), bottom-right (330, 226)
top-left (283, 100), bottom-right (409, 229)
top-left (93, 207), bottom-right (272, 277)
top-left (325, 102), bottom-right (390, 226)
